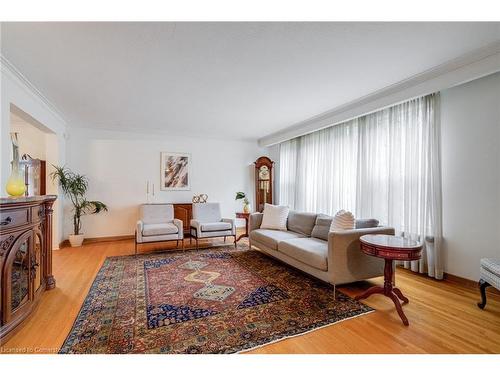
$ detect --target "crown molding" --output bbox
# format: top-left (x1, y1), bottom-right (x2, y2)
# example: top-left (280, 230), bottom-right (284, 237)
top-left (1, 54), bottom-right (68, 126)
top-left (258, 40), bottom-right (500, 147)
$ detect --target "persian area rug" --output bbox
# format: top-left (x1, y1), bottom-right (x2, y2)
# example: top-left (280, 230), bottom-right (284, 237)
top-left (60, 244), bottom-right (373, 354)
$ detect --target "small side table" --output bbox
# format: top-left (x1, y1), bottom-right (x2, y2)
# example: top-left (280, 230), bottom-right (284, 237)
top-left (355, 234), bottom-right (422, 326)
top-left (235, 212), bottom-right (250, 242)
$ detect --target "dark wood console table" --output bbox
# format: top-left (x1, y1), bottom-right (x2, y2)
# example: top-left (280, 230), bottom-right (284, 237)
top-left (355, 234), bottom-right (422, 326)
top-left (0, 195), bottom-right (57, 341)
top-left (172, 203), bottom-right (192, 237)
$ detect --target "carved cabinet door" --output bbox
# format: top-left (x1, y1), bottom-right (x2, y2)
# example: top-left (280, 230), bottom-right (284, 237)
top-left (2, 229), bottom-right (34, 324)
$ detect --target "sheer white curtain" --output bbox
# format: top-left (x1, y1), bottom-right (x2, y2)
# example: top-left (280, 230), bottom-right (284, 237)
top-left (279, 94), bottom-right (443, 279)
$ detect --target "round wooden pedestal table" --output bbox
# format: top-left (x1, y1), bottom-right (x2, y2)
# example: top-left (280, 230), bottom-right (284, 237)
top-left (355, 234), bottom-right (422, 326)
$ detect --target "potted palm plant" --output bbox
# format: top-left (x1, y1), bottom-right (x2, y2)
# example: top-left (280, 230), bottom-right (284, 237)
top-left (51, 166), bottom-right (108, 247)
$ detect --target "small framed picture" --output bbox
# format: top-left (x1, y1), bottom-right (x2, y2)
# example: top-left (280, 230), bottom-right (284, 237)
top-left (160, 152), bottom-right (191, 191)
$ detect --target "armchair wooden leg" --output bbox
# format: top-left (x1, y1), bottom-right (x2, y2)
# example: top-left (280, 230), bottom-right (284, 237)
top-left (196, 238), bottom-right (199, 250)
top-left (224, 236), bottom-right (226, 242)
top-left (234, 235), bottom-right (237, 248)
top-left (176, 239), bottom-right (179, 248)
top-left (478, 279), bottom-right (490, 309)
top-left (182, 238), bottom-right (185, 251)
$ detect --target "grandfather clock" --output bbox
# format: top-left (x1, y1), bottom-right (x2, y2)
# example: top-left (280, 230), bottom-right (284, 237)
top-left (254, 156), bottom-right (274, 212)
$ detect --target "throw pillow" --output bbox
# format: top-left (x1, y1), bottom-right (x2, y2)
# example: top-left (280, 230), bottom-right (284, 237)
top-left (355, 218), bottom-right (379, 229)
top-left (311, 214), bottom-right (333, 241)
top-left (260, 203), bottom-right (290, 231)
top-left (330, 210), bottom-right (355, 231)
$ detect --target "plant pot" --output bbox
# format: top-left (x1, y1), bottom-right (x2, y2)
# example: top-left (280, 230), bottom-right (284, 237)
top-left (69, 234), bottom-right (85, 247)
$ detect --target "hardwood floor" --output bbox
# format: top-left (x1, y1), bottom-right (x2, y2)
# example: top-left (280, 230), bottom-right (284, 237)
top-left (1, 236), bottom-right (499, 354)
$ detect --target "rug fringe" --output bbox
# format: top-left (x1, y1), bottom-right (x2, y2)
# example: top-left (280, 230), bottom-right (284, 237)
top-left (236, 309), bottom-right (375, 354)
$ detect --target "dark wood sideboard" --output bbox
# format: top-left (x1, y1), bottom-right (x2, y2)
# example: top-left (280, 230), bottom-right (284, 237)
top-left (172, 203), bottom-right (193, 237)
top-left (0, 195), bottom-right (57, 342)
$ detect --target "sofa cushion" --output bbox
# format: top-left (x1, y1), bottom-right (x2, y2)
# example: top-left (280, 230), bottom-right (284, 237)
top-left (260, 203), bottom-right (290, 231)
top-left (310, 214), bottom-right (333, 241)
top-left (250, 229), bottom-right (305, 250)
top-left (142, 222), bottom-right (178, 236)
top-left (141, 204), bottom-right (174, 224)
top-left (355, 218), bottom-right (380, 229)
top-left (287, 211), bottom-right (317, 236)
top-left (201, 221), bottom-right (232, 232)
top-left (481, 258), bottom-right (500, 277)
top-left (311, 214), bottom-right (380, 240)
top-left (278, 238), bottom-right (328, 271)
top-left (193, 203), bottom-right (222, 223)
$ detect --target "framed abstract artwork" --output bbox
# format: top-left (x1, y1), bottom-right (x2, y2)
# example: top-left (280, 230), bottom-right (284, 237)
top-left (160, 152), bottom-right (191, 191)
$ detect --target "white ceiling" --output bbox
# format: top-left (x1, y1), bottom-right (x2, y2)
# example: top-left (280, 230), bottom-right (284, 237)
top-left (1, 22), bottom-right (499, 141)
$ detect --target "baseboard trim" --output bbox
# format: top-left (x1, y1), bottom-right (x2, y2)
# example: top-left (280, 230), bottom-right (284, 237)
top-left (443, 272), bottom-right (499, 295)
top-left (396, 266), bottom-right (499, 295)
top-left (59, 235), bottom-right (134, 248)
top-left (58, 230), bottom-right (240, 249)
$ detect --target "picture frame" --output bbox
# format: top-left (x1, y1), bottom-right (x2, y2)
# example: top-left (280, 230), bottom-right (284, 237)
top-left (160, 152), bottom-right (191, 191)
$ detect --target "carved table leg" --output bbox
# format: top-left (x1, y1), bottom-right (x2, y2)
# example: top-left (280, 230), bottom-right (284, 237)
top-left (355, 258), bottom-right (411, 326)
top-left (236, 217), bottom-right (249, 242)
top-left (393, 287), bottom-right (409, 304)
top-left (477, 279), bottom-right (490, 309)
top-left (355, 286), bottom-right (384, 301)
top-left (388, 292), bottom-right (409, 326)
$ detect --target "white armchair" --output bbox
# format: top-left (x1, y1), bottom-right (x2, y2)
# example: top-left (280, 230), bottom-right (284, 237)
top-left (190, 203), bottom-right (236, 249)
top-left (135, 204), bottom-right (184, 255)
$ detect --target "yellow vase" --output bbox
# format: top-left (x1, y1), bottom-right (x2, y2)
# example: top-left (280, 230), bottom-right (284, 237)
top-left (6, 173), bottom-right (26, 197)
top-left (243, 203), bottom-right (250, 213)
top-left (6, 133), bottom-right (27, 197)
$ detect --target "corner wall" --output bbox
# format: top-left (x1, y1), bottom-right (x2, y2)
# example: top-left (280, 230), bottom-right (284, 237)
top-left (65, 127), bottom-right (267, 239)
top-left (441, 72), bottom-right (500, 281)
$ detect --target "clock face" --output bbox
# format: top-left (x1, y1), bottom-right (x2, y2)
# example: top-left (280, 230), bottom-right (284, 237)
top-left (259, 165), bottom-right (270, 180)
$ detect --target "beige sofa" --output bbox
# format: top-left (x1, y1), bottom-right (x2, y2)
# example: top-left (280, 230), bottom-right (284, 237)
top-left (249, 211), bottom-right (395, 289)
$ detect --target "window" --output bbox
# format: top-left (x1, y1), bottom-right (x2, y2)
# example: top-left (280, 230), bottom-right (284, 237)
top-left (279, 94), bottom-right (442, 278)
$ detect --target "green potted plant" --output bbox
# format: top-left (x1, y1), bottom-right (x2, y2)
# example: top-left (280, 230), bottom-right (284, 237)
top-left (235, 191), bottom-right (250, 213)
top-left (51, 166), bottom-right (108, 247)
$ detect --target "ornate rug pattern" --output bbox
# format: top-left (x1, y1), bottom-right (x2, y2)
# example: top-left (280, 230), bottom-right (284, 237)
top-left (60, 243), bottom-right (373, 354)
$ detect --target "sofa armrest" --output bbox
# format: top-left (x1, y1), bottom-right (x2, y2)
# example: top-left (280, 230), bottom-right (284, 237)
top-left (249, 212), bottom-right (263, 232)
top-left (190, 219), bottom-right (201, 229)
top-left (222, 218), bottom-right (236, 235)
top-left (136, 220), bottom-right (144, 243)
top-left (327, 226), bottom-right (395, 284)
top-left (173, 219), bottom-right (184, 239)
top-left (190, 219), bottom-right (201, 237)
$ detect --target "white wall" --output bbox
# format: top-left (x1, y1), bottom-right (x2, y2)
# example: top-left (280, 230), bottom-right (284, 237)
top-left (11, 120), bottom-right (47, 160)
top-left (1, 60), bottom-right (67, 248)
top-left (441, 72), bottom-right (500, 281)
top-left (65, 127), bottom-right (267, 238)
